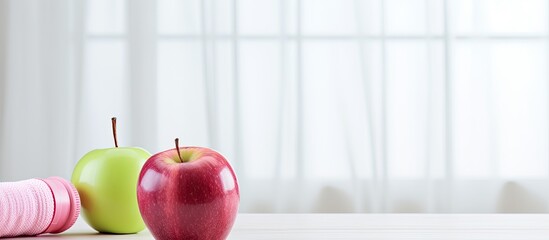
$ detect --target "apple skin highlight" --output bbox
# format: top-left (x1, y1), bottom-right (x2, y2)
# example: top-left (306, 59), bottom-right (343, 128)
top-left (137, 146), bottom-right (239, 240)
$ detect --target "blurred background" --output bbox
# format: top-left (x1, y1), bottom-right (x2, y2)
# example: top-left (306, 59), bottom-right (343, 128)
top-left (0, 0), bottom-right (548, 213)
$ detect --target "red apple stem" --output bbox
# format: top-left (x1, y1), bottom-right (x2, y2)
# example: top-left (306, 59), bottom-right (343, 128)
top-left (112, 117), bottom-right (119, 148)
top-left (175, 138), bottom-right (183, 163)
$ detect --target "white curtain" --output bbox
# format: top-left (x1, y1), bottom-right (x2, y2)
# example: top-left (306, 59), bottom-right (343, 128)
top-left (0, 0), bottom-right (80, 181)
top-left (1, 0), bottom-right (548, 213)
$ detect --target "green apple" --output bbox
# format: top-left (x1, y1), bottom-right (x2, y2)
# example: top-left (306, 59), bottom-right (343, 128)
top-left (72, 117), bottom-right (150, 234)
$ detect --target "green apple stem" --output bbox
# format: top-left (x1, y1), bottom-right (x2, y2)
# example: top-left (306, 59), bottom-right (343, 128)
top-left (112, 117), bottom-right (119, 148)
top-left (175, 138), bottom-right (183, 163)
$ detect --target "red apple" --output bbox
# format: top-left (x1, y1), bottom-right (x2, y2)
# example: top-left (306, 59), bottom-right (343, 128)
top-left (137, 138), bottom-right (239, 240)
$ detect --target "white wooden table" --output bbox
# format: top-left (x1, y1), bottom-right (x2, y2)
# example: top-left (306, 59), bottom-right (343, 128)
top-left (10, 214), bottom-right (549, 239)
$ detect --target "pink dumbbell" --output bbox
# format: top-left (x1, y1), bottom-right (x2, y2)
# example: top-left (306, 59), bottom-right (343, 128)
top-left (0, 177), bottom-right (80, 238)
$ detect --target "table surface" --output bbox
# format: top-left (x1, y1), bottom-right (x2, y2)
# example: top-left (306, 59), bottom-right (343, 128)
top-left (8, 214), bottom-right (549, 239)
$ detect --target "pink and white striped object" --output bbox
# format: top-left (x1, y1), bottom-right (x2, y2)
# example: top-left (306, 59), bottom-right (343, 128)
top-left (0, 177), bottom-right (80, 238)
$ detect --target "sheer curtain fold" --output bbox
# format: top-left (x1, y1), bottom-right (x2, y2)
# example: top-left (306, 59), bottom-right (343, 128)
top-left (128, 0), bottom-right (158, 152)
top-left (0, 0), bottom-right (80, 180)
top-left (0, 0), bottom-right (7, 176)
